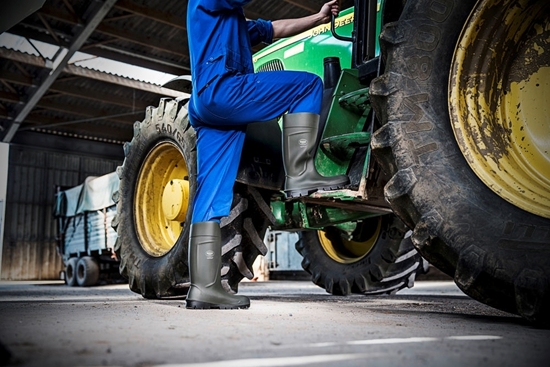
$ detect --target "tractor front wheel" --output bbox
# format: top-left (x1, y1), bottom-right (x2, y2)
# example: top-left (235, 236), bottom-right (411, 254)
top-left (296, 214), bottom-right (427, 295)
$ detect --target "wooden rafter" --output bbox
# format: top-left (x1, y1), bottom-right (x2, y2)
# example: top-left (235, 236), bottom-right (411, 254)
top-left (114, 0), bottom-right (187, 30)
top-left (37, 13), bottom-right (61, 45)
top-left (61, 0), bottom-right (78, 18)
top-left (1, 80), bottom-right (17, 94)
top-left (37, 5), bottom-right (189, 58)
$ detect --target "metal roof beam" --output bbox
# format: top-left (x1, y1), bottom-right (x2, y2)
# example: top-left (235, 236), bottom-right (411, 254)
top-left (0, 48), bottom-right (184, 98)
top-left (2, 0), bottom-right (118, 143)
top-left (7, 24), bottom-right (189, 74)
top-left (0, 70), bottom-right (152, 110)
top-left (63, 63), bottom-right (184, 98)
top-left (84, 45), bottom-right (188, 75)
top-left (21, 98), bottom-right (134, 126)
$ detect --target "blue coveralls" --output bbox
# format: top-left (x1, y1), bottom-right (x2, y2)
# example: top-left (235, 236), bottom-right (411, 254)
top-left (187, 0), bottom-right (323, 223)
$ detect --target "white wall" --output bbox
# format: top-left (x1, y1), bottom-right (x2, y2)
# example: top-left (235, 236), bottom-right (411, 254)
top-left (0, 143), bottom-right (9, 277)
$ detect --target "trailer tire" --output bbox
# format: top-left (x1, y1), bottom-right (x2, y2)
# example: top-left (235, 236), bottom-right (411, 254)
top-left (65, 257), bottom-right (78, 287)
top-left (296, 214), bottom-right (426, 295)
top-left (370, 0), bottom-right (550, 325)
top-left (76, 256), bottom-right (100, 287)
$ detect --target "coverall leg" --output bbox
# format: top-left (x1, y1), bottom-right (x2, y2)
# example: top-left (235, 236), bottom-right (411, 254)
top-left (189, 70), bottom-right (323, 223)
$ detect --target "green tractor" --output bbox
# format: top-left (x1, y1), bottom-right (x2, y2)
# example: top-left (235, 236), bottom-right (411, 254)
top-left (113, 0), bottom-right (550, 325)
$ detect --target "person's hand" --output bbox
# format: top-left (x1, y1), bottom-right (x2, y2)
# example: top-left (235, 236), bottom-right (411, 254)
top-left (319, 0), bottom-right (340, 23)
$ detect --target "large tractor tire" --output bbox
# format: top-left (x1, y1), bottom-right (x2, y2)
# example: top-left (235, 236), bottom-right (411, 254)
top-left (113, 99), bottom-right (270, 298)
top-left (370, 0), bottom-right (550, 324)
top-left (297, 214), bottom-right (428, 296)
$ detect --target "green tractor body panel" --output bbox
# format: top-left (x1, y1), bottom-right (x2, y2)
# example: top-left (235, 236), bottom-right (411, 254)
top-left (254, 8), bottom-right (355, 75)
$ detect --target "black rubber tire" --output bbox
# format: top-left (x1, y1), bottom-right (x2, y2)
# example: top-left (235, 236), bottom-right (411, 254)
top-left (113, 99), bottom-right (271, 298)
top-left (370, 0), bottom-right (550, 325)
top-left (296, 214), bottom-right (428, 296)
top-left (76, 256), bottom-right (100, 287)
top-left (65, 257), bottom-right (78, 287)
top-left (219, 183), bottom-right (273, 293)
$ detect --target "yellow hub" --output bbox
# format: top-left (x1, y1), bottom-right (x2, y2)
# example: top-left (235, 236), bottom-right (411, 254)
top-left (449, 0), bottom-right (550, 218)
top-left (134, 142), bottom-right (189, 257)
top-left (162, 179), bottom-right (189, 221)
top-left (318, 218), bottom-right (381, 264)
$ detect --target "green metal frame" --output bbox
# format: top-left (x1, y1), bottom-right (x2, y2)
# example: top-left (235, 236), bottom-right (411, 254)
top-left (253, 3), bottom-right (388, 231)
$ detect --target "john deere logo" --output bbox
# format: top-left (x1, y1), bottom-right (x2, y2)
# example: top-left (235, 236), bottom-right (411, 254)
top-left (299, 139), bottom-right (307, 148)
top-left (206, 250), bottom-right (214, 260)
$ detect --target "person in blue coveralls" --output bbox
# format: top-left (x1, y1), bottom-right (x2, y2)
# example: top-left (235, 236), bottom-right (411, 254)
top-left (185, 0), bottom-right (349, 309)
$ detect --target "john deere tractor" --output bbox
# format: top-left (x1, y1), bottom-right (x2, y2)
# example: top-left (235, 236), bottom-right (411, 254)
top-left (113, 0), bottom-right (550, 325)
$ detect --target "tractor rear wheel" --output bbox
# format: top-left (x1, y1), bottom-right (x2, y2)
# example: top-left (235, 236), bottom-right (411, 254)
top-left (371, 0), bottom-right (550, 325)
top-left (113, 99), bottom-right (270, 298)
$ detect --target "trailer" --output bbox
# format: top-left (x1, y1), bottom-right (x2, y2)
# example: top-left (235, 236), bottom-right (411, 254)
top-left (54, 172), bottom-right (121, 286)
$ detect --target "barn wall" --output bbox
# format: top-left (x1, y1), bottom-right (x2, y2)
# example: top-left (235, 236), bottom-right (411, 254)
top-left (1, 143), bottom-right (122, 280)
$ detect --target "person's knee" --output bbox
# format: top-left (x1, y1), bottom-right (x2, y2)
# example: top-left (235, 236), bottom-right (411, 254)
top-left (305, 73), bottom-right (323, 91)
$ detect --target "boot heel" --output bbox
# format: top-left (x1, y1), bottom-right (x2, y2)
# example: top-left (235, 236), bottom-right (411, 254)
top-left (186, 299), bottom-right (214, 309)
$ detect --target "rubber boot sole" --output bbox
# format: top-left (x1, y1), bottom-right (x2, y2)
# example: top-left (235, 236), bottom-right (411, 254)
top-left (186, 299), bottom-right (250, 310)
top-left (285, 182), bottom-right (349, 198)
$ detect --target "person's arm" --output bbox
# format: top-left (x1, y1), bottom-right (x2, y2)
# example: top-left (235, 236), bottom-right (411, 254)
top-left (271, 0), bottom-right (339, 39)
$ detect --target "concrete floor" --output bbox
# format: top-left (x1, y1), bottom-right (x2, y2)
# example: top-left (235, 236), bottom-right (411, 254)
top-left (0, 280), bottom-right (549, 367)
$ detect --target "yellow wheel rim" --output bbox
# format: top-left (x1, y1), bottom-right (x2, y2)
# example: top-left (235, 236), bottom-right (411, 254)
top-left (318, 218), bottom-right (382, 264)
top-left (450, 0), bottom-right (550, 218)
top-left (134, 142), bottom-right (189, 257)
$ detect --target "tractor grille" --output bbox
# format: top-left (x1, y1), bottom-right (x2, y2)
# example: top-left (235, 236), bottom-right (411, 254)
top-left (256, 59), bottom-right (285, 72)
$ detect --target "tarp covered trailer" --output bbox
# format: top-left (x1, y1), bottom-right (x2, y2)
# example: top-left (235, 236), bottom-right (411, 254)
top-left (54, 172), bottom-right (122, 286)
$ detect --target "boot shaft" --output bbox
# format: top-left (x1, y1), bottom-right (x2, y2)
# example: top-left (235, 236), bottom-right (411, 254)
top-left (282, 113), bottom-right (320, 177)
top-left (282, 113), bottom-right (349, 196)
top-left (188, 221), bottom-right (222, 286)
top-left (186, 221), bottom-right (250, 309)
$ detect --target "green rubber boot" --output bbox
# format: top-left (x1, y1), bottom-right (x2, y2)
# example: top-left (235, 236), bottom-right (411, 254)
top-left (186, 221), bottom-right (250, 309)
top-left (283, 113), bottom-right (349, 197)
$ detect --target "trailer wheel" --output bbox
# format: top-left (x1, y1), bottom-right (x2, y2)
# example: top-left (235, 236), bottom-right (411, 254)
top-left (76, 256), bottom-right (100, 287)
top-left (113, 99), bottom-right (270, 298)
top-left (65, 257), bottom-right (78, 287)
top-left (370, 0), bottom-right (550, 324)
top-left (296, 214), bottom-right (427, 295)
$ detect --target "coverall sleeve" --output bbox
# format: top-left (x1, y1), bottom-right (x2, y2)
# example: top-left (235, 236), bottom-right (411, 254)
top-left (200, 0), bottom-right (253, 11)
top-left (247, 19), bottom-right (274, 46)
